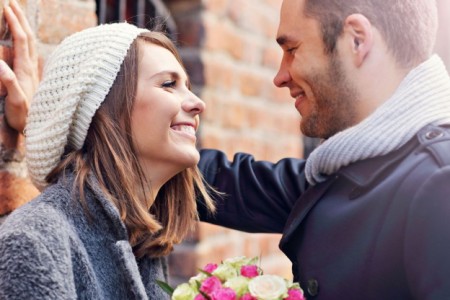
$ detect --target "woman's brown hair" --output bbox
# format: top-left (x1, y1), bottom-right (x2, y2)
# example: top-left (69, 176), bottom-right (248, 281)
top-left (47, 31), bottom-right (216, 259)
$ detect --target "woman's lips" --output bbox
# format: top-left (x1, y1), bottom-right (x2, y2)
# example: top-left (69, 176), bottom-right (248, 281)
top-left (170, 125), bottom-right (197, 141)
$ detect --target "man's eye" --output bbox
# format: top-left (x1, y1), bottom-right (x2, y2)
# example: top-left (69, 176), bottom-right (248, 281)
top-left (162, 80), bottom-right (176, 88)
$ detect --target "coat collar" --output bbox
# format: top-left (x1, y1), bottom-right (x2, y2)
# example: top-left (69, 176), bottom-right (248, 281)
top-left (279, 126), bottom-right (424, 255)
top-left (57, 172), bottom-right (150, 300)
top-left (337, 137), bottom-right (418, 187)
top-left (279, 176), bottom-right (337, 253)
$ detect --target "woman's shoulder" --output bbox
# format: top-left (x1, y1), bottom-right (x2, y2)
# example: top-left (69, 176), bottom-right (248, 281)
top-left (0, 181), bottom-right (76, 242)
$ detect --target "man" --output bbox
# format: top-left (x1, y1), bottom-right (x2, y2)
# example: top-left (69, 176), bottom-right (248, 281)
top-left (198, 0), bottom-right (450, 299)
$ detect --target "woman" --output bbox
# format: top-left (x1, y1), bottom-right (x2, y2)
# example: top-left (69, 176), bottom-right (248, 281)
top-left (0, 22), bottom-right (215, 300)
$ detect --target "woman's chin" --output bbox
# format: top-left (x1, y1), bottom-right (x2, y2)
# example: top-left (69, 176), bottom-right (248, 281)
top-left (177, 150), bottom-right (200, 170)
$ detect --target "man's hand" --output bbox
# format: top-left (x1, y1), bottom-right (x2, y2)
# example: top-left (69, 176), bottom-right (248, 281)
top-left (0, 0), bottom-right (39, 133)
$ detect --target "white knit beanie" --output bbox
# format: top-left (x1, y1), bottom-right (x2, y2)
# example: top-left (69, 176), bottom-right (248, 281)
top-left (25, 23), bottom-right (149, 191)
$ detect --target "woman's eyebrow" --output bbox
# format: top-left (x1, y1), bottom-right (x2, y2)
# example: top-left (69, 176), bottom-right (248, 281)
top-left (150, 70), bottom-right (181, 80)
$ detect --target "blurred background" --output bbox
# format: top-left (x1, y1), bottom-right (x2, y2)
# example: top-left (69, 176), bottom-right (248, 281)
top-left (0, 0), bottom-right (449, 285)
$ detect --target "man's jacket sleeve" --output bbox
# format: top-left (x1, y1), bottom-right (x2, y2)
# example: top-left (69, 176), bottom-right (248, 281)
top-left (404, 166), bottom-right (450, 300)
top-left (198, 149), bottom-right (307, 234)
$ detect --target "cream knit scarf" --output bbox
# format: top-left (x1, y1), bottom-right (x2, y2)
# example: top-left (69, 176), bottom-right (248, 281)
top-left (306, 55), bottom-right (450, 186)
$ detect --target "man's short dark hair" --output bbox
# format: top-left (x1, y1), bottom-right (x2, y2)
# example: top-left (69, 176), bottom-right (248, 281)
top-left (304, 0), bottom-right (438, 68)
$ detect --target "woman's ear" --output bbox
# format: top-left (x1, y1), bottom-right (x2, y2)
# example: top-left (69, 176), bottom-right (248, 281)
top-left (343, 14), bottom-right (373, 67)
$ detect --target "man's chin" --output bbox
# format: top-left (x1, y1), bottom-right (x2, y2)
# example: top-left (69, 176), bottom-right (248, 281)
top-left (300, 119), bottom-right (319, 138)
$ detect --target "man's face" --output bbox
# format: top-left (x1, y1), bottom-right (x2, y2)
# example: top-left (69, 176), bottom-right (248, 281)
top-left (274, 0), bottom-right (359, 139)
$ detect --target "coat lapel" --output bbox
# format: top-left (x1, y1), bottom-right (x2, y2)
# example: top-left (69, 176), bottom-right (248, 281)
top-left (279, 176), bottom-right (337, 251)
top-left (114, 241), bottom-right (149, 300)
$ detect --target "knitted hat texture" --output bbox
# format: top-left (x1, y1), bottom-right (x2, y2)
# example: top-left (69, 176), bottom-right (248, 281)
top-left (26, 23), bottom-right (149, 190)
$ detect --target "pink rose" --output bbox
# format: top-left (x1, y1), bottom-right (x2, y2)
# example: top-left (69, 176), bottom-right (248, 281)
top-left (194, 294), bottom-right (208, 300)
top-left (240, 265), bottom-right (259, 278)
top-left (211, 287), bottom-right (237, 300)
top-left (284, 288), bottom-right (306, 300)
top-left (239, 294), bottom-right (258, 300)
top-left (200, 276), bottom-right (222, 295)
top-left (204, 263), bottom-right (218, 273)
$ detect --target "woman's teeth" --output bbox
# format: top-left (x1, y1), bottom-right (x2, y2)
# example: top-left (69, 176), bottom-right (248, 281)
top-left (171, 125), bottom-right (196, 136)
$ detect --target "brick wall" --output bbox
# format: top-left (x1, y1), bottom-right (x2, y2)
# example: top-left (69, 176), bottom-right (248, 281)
top-left (166, 0), bottom-right (299, 284)
top-left (0, 0), bottom-right (96, 224)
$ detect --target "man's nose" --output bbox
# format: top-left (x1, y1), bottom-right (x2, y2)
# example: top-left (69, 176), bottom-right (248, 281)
top-left (273, 62), bottom-right (291, 88)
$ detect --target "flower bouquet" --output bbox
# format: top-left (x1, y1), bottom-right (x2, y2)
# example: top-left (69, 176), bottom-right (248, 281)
top-left (156, 256), bottom-right (305, 300)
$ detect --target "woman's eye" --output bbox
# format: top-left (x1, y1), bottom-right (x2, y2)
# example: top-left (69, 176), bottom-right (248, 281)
top-left (162, 80), bottom-right (176, 88)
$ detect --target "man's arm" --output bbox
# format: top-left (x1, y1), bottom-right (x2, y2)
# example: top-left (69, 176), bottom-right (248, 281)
top-left (198, 149), bottom-right (307, 234)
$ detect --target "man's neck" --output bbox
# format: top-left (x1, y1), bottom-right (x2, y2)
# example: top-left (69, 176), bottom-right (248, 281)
top-left (353, 56), bottom-right (417, 124)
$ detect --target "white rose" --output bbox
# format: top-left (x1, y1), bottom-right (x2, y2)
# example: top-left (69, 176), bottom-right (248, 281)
top-left (223, 276), bottom-right (250, 298)
top-left (224, 256), bottom-right (258, 271)
top-left (171, 283), bottom-right (197, 300)
top-left (188, 272), bottom-right (207, 291)
top-left (248, 275), bottom-right (288, 300)
top-left (212, 263), bottom-right (238, 281)
top-left (286, 280), bottom-right (300, 290)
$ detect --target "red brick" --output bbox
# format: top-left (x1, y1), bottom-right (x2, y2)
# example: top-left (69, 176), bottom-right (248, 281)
top-left (0, 170), bottom-right (40, 215)
top-left (243, 38), bottom-right (263, 65)
top-left (204, 0), bottom-right (229, 15)
top-left (169, 245), bottom-right (199, 277)
top-left (247, 105), bottom-right (268, 129)
top-left (37, 0), bottom-right (97, 44)
top-left (203, 60), bottom-right (235, 90)
top-left (198, 222), bottom-right (229, 240)
top-left (177, 18), bottom-right (203, 47)
top-left (285, 139), bottom-right (303, 159)
top-left (200, 93), bottom-right (218, 123)
top-left (204, 18), bottom-right (246, 60)
top-left (264, 19), bottom-right (280, 40)
top-left (239, 72), bottom-right (265, 97)
top-left (263, 0), bottom-right (283, 11)
top-left (224, 133), bottom-right (243, 157)
top-left (200, 129), bottom-right (223, 150)
top-left (263, 45), bottom-right (283, 69)
top-left (271, 84), bottom-right (292, 103)
top-left (227, 0), bottom-right (245, 23)
top-left (259, 254), bottom-right (293, 279)
top-left (239, 7), bottom-right (266, 36)
top-left (225, 30), bottom-right (245, 60)
top-left (222, 102), bottom-right (245, 129)
top-left (204, 18), bottom-right (227, 51)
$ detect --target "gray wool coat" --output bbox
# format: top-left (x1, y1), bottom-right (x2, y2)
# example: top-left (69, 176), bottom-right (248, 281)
top-left (0, 174), bottom-right (170, 300)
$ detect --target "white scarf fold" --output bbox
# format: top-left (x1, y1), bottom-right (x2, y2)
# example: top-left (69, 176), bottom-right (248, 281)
top-left (305, 55), bottom-right (450, 186)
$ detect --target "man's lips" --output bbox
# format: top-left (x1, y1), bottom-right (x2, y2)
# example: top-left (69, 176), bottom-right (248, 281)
top-left (293, 92), bottom-right (306, 108)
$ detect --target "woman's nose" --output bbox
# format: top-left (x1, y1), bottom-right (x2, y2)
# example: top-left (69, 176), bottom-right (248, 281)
top-left (183, 91), bottom-right (205, 115)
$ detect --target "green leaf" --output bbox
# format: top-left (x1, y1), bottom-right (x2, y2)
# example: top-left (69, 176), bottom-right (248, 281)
top-left (196, 268), bottom-right (213, 277)
top-left (195, 280), bottom-right (202, 290)
top-left (249, 256), bottom-right (259, 266)
top-left (199, 290), bottom-right (212, 300)
top-left (154, 279), bottom-right (174, 296)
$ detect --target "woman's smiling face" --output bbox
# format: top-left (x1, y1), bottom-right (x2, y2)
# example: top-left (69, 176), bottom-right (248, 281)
top-left (131, 42), bottom-right (205, 180)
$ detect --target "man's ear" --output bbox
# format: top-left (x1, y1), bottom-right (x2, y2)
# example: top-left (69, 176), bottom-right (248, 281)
top-left (343, 14), bottom-right (373, 67)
